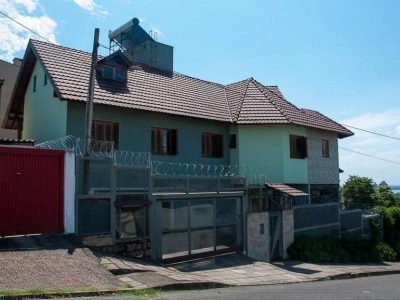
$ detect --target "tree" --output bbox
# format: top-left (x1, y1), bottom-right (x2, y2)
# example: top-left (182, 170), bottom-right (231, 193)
top-left (374, 185), bottom-right (400, 207)
top-left (342, 176), bottom-right (377, 209)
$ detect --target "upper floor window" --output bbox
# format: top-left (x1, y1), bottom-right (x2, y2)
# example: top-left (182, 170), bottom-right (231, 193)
top-left (101, 65), bottom-right (127, 82)
top-left (44, 74), bottom-right (48, 86)
top-left (322, 139), bottom-right (330, 157)
top-left (202, 133), bottom-right (223, 158)
top-left (290, 135), bottom-right (307, 159)
top-left (92, 120), bottom-right (119, 149)
top-left (151, 128), bottom-right (177, 155)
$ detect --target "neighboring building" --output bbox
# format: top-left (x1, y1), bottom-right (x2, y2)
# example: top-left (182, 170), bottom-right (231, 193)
top-left (0, 58), bottom-right (20, 139)
top-left (3, 19), bottom-right (353, 262)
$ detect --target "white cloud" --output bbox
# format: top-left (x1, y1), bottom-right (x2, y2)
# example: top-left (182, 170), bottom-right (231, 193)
top-left (149, 24), bottom-right (164, 40)
top-left (339, 108), bottom-right (400, 184)
top-left (72, 0), bottom-right (109, 17)
top-left (341, 109), bottom-right (400, 130)
top-left (0, 0), bottom-right (57, 61)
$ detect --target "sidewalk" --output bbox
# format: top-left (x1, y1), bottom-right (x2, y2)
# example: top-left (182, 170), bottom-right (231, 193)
top-left (100, 253), bottom-right (400, 289)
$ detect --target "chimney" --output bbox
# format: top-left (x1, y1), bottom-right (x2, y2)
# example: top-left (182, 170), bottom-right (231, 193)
top-left (13, 58), bottom-right (22, 67)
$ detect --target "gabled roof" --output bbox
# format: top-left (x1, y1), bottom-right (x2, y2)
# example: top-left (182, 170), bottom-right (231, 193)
top-left (4, 40), bottom-right (353, 138)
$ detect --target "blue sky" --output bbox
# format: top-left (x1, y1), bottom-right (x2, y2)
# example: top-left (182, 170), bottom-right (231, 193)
top-left (1, 0), bottom-right (399, 184)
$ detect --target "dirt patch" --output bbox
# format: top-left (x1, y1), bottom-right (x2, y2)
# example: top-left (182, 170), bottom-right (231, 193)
top-left (0, 248), bottom-right (120, 289)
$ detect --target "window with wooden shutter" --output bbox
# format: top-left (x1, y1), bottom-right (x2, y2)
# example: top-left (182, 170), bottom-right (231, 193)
top-left (151, 128), bottom-right (177, 155)
top-left (202, 133), bottom-right (223, 158)
top-left (289, 135), bottom-right (307, 159)
top-left (321, 139), bottom-right (329, 157)
top-left (91, 120), bottom-right (119, 149)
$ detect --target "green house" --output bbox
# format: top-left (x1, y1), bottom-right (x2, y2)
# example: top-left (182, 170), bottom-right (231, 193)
top-left (3, 19), bottom-right (353, 262)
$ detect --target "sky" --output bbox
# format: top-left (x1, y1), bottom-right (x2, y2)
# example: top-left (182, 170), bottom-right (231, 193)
top-left (0, 0), bottom-right (399, 185)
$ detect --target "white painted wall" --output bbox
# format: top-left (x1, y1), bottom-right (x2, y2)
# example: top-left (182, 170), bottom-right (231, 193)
top-left (64, 151), bottom-right (75, 233)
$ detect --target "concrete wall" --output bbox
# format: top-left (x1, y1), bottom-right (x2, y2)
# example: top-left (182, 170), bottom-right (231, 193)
top-left (22, 61), bottom-right (68, 142)
top-left (307, 129), bottom-right (339, 184)
top-left (247, 212), bottom-right (270, 261)
top-left (0, 59), bottom-right (19, 139)
top-left (294, 203), bottom-right (340, 238)
top-left (67, 101), bottom-right (230, 165)
top-left (236, 125), bottom-right (308, 183)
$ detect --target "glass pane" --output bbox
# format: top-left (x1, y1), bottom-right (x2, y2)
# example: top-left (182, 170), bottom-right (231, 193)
top-left (119, 206), bottom-right (146, 239)
top-left (190, 200), bottom-right (213, 228)
top-left (191, 228), bottom-right (214, 254)
top-left (216, 198), bottom-right (237, 225)
top-left (216, 225), bottom-right (237, 250)
top-left (161, 201), bottom-right (188, 232)
top-left (162, 231), bottom-right (188, 257)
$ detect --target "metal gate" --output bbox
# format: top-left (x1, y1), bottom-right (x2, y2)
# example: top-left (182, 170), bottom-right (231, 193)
top-left (160, 196), bottom-right (243, 262)
top-left (269, 212), bottom-right (282, 261)
top-left (0, 147), bottom-right (64, 236)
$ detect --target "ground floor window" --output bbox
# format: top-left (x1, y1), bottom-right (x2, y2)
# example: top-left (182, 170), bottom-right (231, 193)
top-left (92, 120), bottom-right (119, 149)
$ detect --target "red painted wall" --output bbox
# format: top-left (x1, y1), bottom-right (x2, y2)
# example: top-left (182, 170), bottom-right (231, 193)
top-left (0, 147), bottom-right (64, 236)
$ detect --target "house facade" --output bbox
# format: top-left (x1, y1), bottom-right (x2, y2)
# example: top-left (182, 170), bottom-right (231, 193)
top-left (0, 58), bottom-right (20, 139)
top-left (3, 19), bottom-right (353, 262)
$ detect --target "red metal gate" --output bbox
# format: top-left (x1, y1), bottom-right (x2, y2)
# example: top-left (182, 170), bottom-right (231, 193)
top-left (0, 147), bottom-right (64, 236)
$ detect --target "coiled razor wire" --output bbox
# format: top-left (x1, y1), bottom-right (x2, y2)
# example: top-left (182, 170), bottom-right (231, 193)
top-left (114, 151), bottom-right (151, 168)
top-left (35, 135), bottom-right (77, 151)
top-left (151, 161), bottom-right (248, 177)
top-left (36, 136), bottom-right (253, 177)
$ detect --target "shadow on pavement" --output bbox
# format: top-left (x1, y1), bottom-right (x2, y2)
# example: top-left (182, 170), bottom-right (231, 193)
top-left (0, 234), bottom-right (83, 254)
top-left (170, 253), bottom-right (257, 272)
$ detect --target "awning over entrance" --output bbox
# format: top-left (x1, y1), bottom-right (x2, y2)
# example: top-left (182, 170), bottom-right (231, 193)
top-left (265, 183), bottom-right (308, 197)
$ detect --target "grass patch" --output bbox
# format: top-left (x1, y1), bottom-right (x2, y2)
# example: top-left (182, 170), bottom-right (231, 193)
top-left (113, 287), bottom-right (162, 297)
top-left (0, 287), bottom-right (103, 297)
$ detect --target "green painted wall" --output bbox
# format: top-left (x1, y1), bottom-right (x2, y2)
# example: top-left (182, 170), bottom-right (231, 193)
top-left (67, 102), bottom-right (230, 165)
top-left (236, 125), bottom-right (308, 184)
top-left (22, 62), bottom-right (67, 142)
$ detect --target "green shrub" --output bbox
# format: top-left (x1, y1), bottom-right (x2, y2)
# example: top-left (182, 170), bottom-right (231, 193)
top-left (380, 206), bottom-right (400, 258)
top-left (288, 236), bottom-right (397, 263)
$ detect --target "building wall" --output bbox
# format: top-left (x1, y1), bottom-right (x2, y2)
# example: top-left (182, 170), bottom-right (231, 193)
top-left (22, 62), bottom-right (68, 142)
top-left (307, 128), bottom-right (339, 184)
top-left (67, 101), bottom-right (231, 165)
top-left (236, 125), bottom-right (308, 184)
top-left (0, 59), bottom-right (19, 139)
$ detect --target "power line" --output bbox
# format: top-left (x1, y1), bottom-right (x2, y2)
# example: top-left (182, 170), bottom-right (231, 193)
top-left (339, 146), bottom-right (400, 165)
top-left (341, 124), bottom-right (400, 141)
top-left (0, 10), bottom-right (54, 44)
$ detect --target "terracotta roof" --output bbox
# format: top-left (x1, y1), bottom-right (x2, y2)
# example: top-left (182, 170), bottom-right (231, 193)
top-left (5, 40), bottom-right (353, 138)
top-left (265, 183), bottom-right (308, 197)
top-left (0, 138), bottom-right (35, 146)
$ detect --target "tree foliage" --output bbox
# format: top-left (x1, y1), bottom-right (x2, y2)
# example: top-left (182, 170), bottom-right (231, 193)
top-left (374, 186), bottom-right (400, 207)
top-left (342, 176), bottom-right (376, 209)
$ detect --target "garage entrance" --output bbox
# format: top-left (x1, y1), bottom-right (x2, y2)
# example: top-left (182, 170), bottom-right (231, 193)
top-left (161, 197), bottom-right (242, 262)
top-left (0, 146), bottom-right (64, 236)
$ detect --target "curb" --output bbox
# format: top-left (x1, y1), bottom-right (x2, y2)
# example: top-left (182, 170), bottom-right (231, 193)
top-left (320, 269), bottom-right (400, 281)
top-left (1, 270), bottom-right (399, 299)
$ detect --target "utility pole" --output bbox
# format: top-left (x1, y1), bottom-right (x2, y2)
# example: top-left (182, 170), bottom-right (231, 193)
top-left (83, 28), bottom-right (100, 193)
top-left (84, 28), bottom-right (100, 155)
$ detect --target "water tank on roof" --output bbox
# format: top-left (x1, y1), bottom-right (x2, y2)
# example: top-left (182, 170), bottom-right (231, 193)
top-left (108, 18), bottom-right (173, 73)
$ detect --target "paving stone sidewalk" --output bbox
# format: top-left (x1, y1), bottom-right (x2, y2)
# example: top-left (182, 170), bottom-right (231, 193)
top-left (100, 253), bottom-right (400, 289)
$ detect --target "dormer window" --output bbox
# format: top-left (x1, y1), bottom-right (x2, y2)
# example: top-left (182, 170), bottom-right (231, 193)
top-left (101, 65), bottom-right (127, 82)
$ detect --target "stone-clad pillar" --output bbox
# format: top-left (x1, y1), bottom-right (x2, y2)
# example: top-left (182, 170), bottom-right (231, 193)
top-left (247, 212), bottom-right (269, 261)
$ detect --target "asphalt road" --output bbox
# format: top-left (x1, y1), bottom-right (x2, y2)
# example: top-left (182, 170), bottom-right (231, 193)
top-left (71, 274), bottom-right (400, 300)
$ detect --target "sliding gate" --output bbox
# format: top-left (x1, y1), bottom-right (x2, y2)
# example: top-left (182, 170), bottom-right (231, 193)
top-left (160, 196), bottom-right (243, 262)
